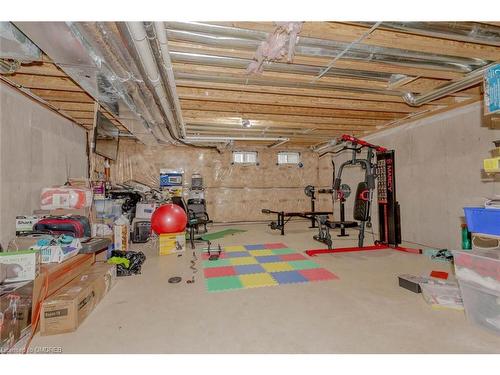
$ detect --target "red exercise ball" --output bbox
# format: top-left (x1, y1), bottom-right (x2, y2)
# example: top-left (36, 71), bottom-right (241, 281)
top-left (151, 203), bottom-right (187, 234)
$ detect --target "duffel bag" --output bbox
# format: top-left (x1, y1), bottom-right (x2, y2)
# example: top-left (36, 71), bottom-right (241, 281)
top-left (33, 215), bottom-right (91, 238)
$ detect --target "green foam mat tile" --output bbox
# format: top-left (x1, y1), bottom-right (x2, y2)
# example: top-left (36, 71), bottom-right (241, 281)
top-left (202, 259), bottom-right (231, 268)
top-left (271, 248), bottom-right (297, 255)
top-left (201, 228), bottom-right (247, 241)
top-left (287, 260), bottom-right (322, 270)
top-left (206, 276), bottom-right (243, 292)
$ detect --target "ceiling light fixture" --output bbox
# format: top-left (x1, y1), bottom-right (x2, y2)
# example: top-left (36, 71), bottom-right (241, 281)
top-left (241, 119), bottom-right (252, 128)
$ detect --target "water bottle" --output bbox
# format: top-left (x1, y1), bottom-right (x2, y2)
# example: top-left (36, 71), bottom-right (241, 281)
top-left (461, 224), bottom-right (472, 250)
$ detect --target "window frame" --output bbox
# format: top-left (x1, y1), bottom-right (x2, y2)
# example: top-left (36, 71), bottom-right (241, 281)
top-left (232, 150), bottom-right (259, 165)
top-left (277, 151), bottom-right (301, 165)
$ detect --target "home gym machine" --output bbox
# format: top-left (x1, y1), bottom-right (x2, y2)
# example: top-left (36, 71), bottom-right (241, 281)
top-left (261, 184), bottom-right (332, 235)
top-left (306, 134), bottom-right (420, 256)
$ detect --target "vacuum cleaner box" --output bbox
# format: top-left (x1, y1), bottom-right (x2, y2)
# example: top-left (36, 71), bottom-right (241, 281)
top-left (0, 250), bottom-right (40, 283)
top-left (0, 280), bottom-right (33, 353)
top-left (40, 263), bottom-right (116, 336)
top-left (159, 232), bottom-right (186, 255)
top-left (31, 254), bottom-right (95, 322)
top-left (40, 278), bottom-right (95, 336)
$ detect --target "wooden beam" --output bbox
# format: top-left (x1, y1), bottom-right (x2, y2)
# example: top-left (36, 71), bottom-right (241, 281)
top-left (60, 110), bottom-right (94, 119)
top-left (180, 99), bottom-right (405, 119)
top-left (182, 110), bottom-right (387, 126)
top-left (174, 63), bottom-right (390, 90)
top-left (48, 101), bottom-right (95, 111)
top-left (16, 62), bottom-right (67, 77)
top-left (175, 79), bottom-right (456, 105)
top-left (177, 87), bottom-right (441, 113)
top-left (30, 89), bottom-right (94, 103)
top-left (8, 73), bottom-right (83, 92)
top-left (186, 120), bottom-right (376, 132)
top-left (173, 63), bottom-right (448, 93)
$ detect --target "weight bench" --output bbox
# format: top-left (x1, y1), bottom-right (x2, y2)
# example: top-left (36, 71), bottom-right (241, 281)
top-left (261, 209), bottom-right (332, 235)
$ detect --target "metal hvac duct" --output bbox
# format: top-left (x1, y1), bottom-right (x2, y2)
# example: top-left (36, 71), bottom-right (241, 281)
top-left (355, 22), bottom-right (500, 47)
top-left (170, 50), bottom-right (395, 82)
top-left (163, 22), bottom-right (489, 73)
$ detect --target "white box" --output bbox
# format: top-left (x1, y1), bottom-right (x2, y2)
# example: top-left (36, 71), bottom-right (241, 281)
top-left (0, 250), bottom-right (40, 283)
top-left (15, 215), bottom-right (46, 233)
top-left (31, 239), bottom-right (82, 264)
top-left (135, 203), bottom-right (157, 220)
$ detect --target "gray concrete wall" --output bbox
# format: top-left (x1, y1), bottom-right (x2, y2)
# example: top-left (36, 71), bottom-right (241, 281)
top-left (0, 82), bottom-right (88, 248)
top-left (332, 102), bottom-right (500, 250)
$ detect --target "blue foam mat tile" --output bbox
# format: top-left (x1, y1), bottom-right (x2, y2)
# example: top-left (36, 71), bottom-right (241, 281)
top-left (270, 271), bottom-right (308, 284)
top-left (254, 255), bottom-right (282, 263)
top-left (244, 244), bottom-right (266, 250)
top-left (225, 251), bottom-right (252, 258)
top-left (234, 264), bottom-right (266, 275)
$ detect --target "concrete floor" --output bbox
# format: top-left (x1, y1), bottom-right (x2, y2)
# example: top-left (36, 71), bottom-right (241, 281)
top-left (32, 222), bottom-right (500, 353)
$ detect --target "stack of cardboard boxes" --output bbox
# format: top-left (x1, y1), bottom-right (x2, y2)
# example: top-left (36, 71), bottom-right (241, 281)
top-left (1, 179), bottom-right (119, 352)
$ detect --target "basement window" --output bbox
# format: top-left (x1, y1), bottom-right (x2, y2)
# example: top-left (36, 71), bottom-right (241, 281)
top-left (277, 151), bottom-right (300, 165)
top-left (232, 151), bottom-right (258, 165)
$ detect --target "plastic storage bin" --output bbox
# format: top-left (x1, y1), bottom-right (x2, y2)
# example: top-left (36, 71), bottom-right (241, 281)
top-left (458, 281), bottom-right (500, 335)
top-left (463, 207), bottom-right (500, 236)
top-left (453, 250), bottom-right (500, 292)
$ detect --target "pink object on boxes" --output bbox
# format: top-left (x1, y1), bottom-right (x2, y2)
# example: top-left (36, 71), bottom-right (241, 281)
top-left (40, 186), bottom-right (92, 210)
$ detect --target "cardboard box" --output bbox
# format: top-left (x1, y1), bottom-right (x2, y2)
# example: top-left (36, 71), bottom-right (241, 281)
top-left (31, 254), bottom-right (94, 322)
top-left (40, 263), bottom-right (116, 336)
top-left (49, 207), bottom-right (91, 218)
top-left (159, 232), bottom-right (186, 255)
top-left (0, 250), bottom-right (40, 283)
top-left (1, 281), bottom-right (33, 353)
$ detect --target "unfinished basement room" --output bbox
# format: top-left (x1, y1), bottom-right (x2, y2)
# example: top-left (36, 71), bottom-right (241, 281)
top-left (1, 1), bottom-right (500, 371)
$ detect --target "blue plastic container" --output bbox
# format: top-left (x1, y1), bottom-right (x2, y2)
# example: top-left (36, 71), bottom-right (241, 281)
top-left (463, 207), bottom-right (500, 236)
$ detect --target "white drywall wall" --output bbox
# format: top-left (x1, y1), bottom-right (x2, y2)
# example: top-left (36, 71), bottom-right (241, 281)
top-left (0, 82), bottom-right (88, 248)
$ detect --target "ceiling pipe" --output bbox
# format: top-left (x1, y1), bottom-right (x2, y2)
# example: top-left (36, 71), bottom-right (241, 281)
top-left (165, 22), bottom-right (489, 73)
top-left (403, 62), bottom-right (497, 106)
top-left (124, 22), bottom-right (180, 141)
top-left (151, 21), bottom-right (187, 138)
top-left (84, 22), bottom-right (173, 145)
top-left (185, 136), bottom-right (289, 142)
top-left (170, 50), bottom-right (394, 82)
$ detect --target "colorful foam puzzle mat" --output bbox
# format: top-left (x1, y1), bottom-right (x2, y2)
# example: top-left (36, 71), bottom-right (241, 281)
top-left (202, 243), bottom-right (338, 292)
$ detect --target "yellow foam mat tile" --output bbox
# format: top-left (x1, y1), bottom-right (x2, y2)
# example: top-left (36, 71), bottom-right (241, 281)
top-left (239, 273), bottom-right (278, 288)
top-left (248, 249), bottom-right (274, 256)
top-left (224, 245), bottom-right (246, 252)
top-left (229, 257), bottom-right (258, 266)
top-left (261, 262), bottom-right (294, 273)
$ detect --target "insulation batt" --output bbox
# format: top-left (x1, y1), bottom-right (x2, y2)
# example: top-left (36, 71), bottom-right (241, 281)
top-left (247, 22), bottom-right (303, 74)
